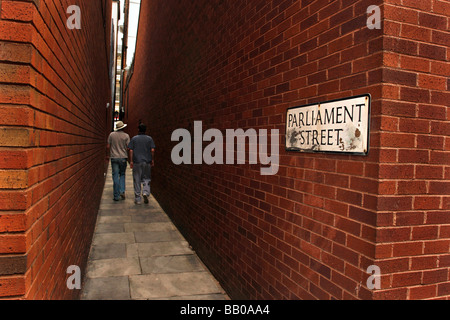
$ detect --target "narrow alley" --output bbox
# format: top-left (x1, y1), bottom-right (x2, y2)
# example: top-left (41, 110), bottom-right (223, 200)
top-left (0, 0), bottom-right (449, 303)
top-left (80, 166), bottom-right (229, 300)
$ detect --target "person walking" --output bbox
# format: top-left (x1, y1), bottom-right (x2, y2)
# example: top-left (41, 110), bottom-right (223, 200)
top-left (128, 123), bottom-right (156, 205)
top-left (107, 121), bottom-right (130, 201)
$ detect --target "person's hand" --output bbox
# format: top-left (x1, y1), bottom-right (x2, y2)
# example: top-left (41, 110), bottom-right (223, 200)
top-left (130, 162), bottom-right (134, 169)
top-left (151, 160), bottom-right (154, 167)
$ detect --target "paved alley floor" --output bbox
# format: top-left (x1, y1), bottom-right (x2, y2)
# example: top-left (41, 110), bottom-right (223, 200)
top-left (80, 166), bottom-right (229, 300)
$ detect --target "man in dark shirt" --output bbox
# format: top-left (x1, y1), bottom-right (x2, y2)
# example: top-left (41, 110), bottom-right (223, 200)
top-left (128, 124), bottom-right (156, 205)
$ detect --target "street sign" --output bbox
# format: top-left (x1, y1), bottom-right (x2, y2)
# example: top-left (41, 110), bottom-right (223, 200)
top-left (286, 94), bottom-right (371, 155)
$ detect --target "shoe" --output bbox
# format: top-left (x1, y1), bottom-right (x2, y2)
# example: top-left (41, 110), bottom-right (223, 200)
top-left (135, 200), bottom-right (142, 205)
top-left (143, 195), bottom-right (149, 204)
top-left (113, 198), bottom-right (120, 201)
top-left (120, 193), bottom-right (126, 200)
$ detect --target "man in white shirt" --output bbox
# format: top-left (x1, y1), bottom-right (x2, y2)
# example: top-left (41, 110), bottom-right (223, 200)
top-left (107, 121), bottom-right (130, 201)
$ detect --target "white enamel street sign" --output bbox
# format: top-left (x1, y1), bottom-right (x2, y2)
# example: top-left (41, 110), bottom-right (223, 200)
top-left (286, 94), bottom-right (371, 155)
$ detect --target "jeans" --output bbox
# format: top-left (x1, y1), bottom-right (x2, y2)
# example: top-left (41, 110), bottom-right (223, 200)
top-left (111, 158), bottom-right (127, 200)
top-left (132, 162), bottom-right (151, 201)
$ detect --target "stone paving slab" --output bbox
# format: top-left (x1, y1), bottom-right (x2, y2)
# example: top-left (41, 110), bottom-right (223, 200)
top-left (89, 243), bottom-right (127, 260)
top-left (81, 276), bottom-right (131, 300)
top-left (86, 257), bottom-right (142, 278)
top-left (136, 241), bottom-right (194, 257)
top-left (140, 255), bottom-right (204, 274)
top-left (129, 272), bottom-right (224, 300)
top-left (135, 230), bottom-right (184, 243)
top-left (124, 222), bottom-right (176, 233)
top-left (80, 166), bottom-right (228, 300)
top-left (95, 223), bottom-right (125, 234)
top-left (91, 232), bottom-right (135, 246)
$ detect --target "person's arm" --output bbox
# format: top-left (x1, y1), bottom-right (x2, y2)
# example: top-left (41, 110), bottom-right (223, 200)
top-left (151, 148), bottom-right (155, 167)
top-left (127, 138), bottom-right (133, 168)
top-left (106, 135), bottom-right (111, 160)
top-left (128, 148), bottom-right (134, 169)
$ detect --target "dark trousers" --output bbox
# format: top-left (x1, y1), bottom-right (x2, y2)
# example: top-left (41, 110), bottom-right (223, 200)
top-left (132, 162), bottom-right (151, 201)
top-left (111, 158), bottom-right (127, 200)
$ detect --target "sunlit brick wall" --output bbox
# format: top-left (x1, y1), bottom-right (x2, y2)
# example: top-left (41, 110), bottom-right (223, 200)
top-left (372, 0), bottom-right (449, 300)
top-left (0, 0), bottom-right (112, 299)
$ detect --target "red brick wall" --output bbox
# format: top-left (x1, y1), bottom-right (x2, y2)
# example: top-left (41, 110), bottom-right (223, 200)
top-left (0, 0), bottom-right (112, 299)
top-left (125, 0), bottom-right (449, 299)
top-left (373, 0), bottom-right (449, 300)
